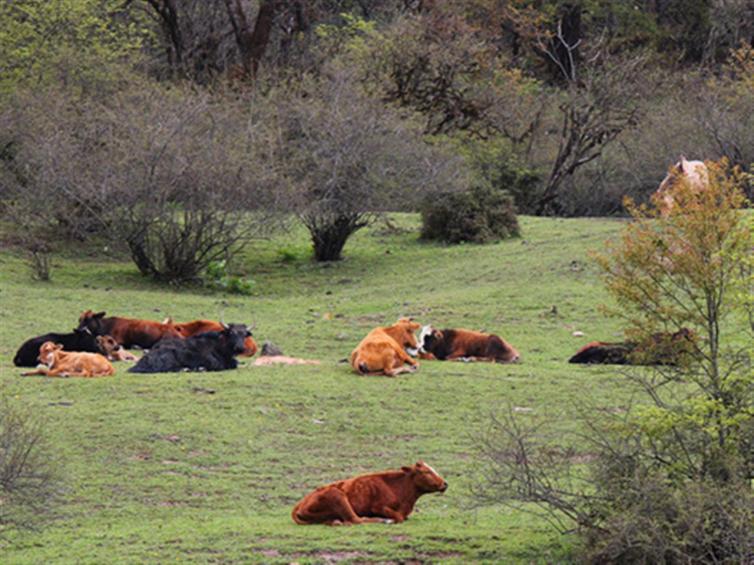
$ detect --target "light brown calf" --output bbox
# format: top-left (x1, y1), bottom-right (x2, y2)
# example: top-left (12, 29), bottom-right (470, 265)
top-left (22, 342), bottom-right (115, 378)
top-left (96, 335), bottom-right (138, 361)
top-left (349, 318), bottom-right (421, 377)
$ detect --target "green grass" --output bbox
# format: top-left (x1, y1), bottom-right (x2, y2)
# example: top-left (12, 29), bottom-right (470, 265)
top-left (0, 214), bottom-right (631, 563)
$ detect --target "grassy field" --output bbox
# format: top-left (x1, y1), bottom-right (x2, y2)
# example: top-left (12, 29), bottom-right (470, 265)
top-left (0, 214), bottom-right (632, 563)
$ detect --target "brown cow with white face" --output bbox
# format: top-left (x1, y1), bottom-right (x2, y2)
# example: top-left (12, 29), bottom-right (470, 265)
top-left (349, 318), bottom-right (421, 377)
top-left (418, 325), bottom-right (520, 363)
top-left (292, 461), bottom-right (447, 526)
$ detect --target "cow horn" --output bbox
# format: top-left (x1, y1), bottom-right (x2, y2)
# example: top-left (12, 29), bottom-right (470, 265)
top-left (220, 321), bottom-right (229, 330)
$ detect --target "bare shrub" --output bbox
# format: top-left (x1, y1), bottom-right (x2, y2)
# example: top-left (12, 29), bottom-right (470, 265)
top-left (0, 399), bottom-right (61, 535)
top-left (273, 68), bottom-right (467, 261)
top-left (1, 81), bottom-right (279, 284)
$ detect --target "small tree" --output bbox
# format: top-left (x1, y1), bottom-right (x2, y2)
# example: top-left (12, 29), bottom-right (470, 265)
top-left (475, 159), bottom-right (753, 561)
top-left (276, 69), bottom-right (466, 261)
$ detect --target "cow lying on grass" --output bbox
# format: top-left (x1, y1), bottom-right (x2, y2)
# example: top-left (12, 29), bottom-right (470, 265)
top-left (14, 328), bottom-right (100, 367)
top-left (22, 342), bottom-right (115, 378)
top-left (78, 310), bottom-right (180, 349)
top-left (292, 461), bottom-right (447, 526)
top-left (418, 326), bottom-right (520, 363)
top-left (128, 323), bottom-right (251, 373)
top-left (96, 335), bottom-right (138, 362)
top-left (569, 328), bottom-right (696, 365)
top-left (350, 318), bottom-right (421, 377)
top-left (168, 318), bottom-right (258, 357)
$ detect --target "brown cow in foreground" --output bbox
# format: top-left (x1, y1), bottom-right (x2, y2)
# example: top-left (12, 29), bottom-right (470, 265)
top-left (78, 310), bottom-right (180, 349)
top-left (350, 318), bottom-right (421, 376)
top-left (22, 342), bottom-right (115, 378)
top-left (169, 319), bottom-right (258, 357)
top-left (292, 461), bottom-right (447, 526)
top-left (418, 326), bottom-right (520, 363)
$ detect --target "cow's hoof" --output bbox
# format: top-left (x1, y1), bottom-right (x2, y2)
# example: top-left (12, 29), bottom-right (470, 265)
top-left (408, 365), bottom-right (418, 372)
top-left (382, 519), bottom-right (394, 524)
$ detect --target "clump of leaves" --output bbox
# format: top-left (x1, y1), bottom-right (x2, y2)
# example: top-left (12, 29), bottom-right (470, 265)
top-left (204, 260), bottom-right (254, 296)
top-left (421, 182), bottom-right (520, 244)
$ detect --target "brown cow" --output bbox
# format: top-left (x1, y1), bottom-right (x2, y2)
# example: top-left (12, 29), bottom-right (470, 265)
top-left (349, 318), bottom-right (421, 377)
top-left (569, 328), bottom-right (695, 365)
top-left (654, 157), bottom-right (708, 215)
top-left (169, 319), bottom-right (258, 357)
top-left (77, 310), bottom-right (180, 349)
top-left (292, 461), bottom-right (447, 526)
top-left (96, 335), bottom-right (138, 362)
top-left (418, 326), bottom-right (520, 363)
top-left (22, 342), bottom-right (115, 378)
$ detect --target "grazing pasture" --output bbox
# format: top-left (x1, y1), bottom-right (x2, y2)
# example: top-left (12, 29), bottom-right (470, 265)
top-left (0, 215), bottom-right (631, 563)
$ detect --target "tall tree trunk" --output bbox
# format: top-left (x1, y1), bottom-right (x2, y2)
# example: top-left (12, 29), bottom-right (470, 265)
top-left (224, 0), bottom-right (279, 78)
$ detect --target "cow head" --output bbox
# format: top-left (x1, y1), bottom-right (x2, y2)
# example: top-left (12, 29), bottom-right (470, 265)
top-left (222, 324), bottom-right (253, 355)
top-left (497, 337), bottom-right (521, 363)
top-left (38, 341), bottom-right (63, 367)
top-left (390, 317), bottom-right (421, 353)
top-left (77, 310), bottom-right (107, 335)
top-left (402, 461), bottom-right (448, 493)
top-left (96, 335), bottom-right (122, 356)
top-left (418, 325), bottom-right (442, 354)
top-left (655, 157), bottom-right (709, 214)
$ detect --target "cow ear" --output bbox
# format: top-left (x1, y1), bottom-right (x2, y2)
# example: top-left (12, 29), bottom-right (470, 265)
top-left (94, 311), bottom-right (106, 318)
top-left (54, 343), bottom-right (64, 350)
top-left (401, 466), bottom-right (413, 474)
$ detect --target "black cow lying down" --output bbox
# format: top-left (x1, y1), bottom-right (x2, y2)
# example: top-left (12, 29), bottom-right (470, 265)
top-left (14, 328), bottom-right (100, 367)
top-left (128, 323), bottom-right (251, 373)
top-left (569, 329), bottom-right (696, 365)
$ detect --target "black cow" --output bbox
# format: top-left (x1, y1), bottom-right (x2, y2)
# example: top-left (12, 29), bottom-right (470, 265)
top-left (128, 324), bottom-right (251, 373)
top-left (13, 328), bottom-right (100, 367)
top-left (569, 329), bottom-right (696, 365)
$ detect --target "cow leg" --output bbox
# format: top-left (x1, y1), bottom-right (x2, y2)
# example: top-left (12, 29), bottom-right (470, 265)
top-left (295, 488), bottom-right (368, 525)
top-left (378, 507), bottom-right (405, 523)
top-left (21, 367), bottom-right (49, 376)
top-left (384, 355), bottom-right (418, 377)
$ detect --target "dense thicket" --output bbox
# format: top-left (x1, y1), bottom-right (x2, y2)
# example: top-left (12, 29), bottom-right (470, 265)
top-left (1, 0), bottom-right (752, 268)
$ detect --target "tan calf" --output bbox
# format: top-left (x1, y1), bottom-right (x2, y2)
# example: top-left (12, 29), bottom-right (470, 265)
top-left (22, 342), bottom-right (115, 378)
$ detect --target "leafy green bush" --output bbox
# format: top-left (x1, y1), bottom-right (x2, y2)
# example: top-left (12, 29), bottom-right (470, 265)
top-left (204, 260), bottom-right (254, 296)
top-left (420, 183), bottom-right (520, 244)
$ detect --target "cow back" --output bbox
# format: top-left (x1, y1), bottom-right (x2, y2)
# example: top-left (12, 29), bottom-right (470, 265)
top-left (14, 331), bottom-right (100, 367)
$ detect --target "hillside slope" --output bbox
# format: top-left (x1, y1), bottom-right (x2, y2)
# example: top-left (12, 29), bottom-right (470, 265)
top-left (0, 215), bottom-right (629, 563)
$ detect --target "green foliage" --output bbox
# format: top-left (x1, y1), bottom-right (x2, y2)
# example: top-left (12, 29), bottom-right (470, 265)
top-left (421, 182), bottom-right (520, 244)
top-left (204, 260), bottom-right (254, 296)
top-left (0, 0), bottom-right (147, 96)
top-left (456, 137), bottom-right (543, 213)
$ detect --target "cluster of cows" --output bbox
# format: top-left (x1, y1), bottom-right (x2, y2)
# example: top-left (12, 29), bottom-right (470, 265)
top-left (8, 157), bottom-right (708, 526)
top-left (14, 310), bottom-right (257, 376)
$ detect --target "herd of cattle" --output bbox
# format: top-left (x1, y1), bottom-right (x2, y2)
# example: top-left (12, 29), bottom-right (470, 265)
top-left (7, 157), bottom-right (708, 526)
